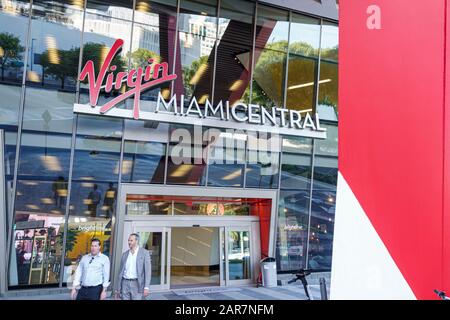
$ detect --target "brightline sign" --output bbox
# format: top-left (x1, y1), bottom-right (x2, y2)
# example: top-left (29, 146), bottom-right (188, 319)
top-left (73, 39), bottom-right (327, 139)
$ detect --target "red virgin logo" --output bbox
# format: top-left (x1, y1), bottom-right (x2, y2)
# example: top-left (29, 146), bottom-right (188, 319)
top-left (79, 39), bottom-right (177, 119)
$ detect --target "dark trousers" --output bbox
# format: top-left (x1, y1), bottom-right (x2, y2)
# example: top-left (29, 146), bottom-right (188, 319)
top-left (76, 285), bottom-right (103, 300)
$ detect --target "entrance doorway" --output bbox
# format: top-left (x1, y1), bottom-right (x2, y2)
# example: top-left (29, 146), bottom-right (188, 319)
top-left (170, 227), bottom-right (220, 288)
top-left (115, 184), bottom-right (277, 291)
top-left (122, 220), bottom-right (257, 290)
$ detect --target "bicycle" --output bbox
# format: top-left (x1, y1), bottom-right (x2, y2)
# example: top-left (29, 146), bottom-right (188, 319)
top-left (434, 289), bottom-right (450, 300)
top-left (288, 268), bottom-right (312, 300)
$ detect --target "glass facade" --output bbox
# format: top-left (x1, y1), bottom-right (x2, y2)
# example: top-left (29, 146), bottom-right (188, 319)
top-left (1, 0), bottom-right (338, 290)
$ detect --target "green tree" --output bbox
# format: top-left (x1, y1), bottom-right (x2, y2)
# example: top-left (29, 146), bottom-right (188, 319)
top-left (0, 32), bottom-right (24, 81)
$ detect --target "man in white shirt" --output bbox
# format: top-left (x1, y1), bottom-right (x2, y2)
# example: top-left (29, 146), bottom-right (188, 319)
top-left (71, 238), bottom-right (110, 300)
top-left (115, 233), bottom-right (151, 300)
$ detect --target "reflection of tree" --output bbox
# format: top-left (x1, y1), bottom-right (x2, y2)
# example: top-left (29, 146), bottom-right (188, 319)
top-left (41, 48), bottom-right (79, 89)
top-left (0, 32), bottom-right (24, 81)
top-left (318, 59), bottom-right (338, 111)
top-left (57, 228), bottom-right (81, 266)
top-left (249, 41), bottom-right (338, 110)
top-left (321, 45), bottom-right (338, 61)
top-left (40, 42), bottom-right (127, 90)
top-left (251, 42), bottom-right (287, 108)
top-left (182, 55), bottom-right (209, 98)
top-left (127, 48), bottom-right (160, 69)
top-left (82, 42), bottom-right (126, 71)
top-left (80, 42), bottom-right (126, 89)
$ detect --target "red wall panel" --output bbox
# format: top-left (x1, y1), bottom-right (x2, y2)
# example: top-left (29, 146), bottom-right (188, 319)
top-left (340, 0), bottom-right (446, 299)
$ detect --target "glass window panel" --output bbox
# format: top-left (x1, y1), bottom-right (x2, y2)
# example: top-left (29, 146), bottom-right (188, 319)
top-left (289, 13), bottom-right (320, 57)
top-left (282, 136), bottom-right (312, 154)
top-left (25, 0), bottom-right (83, 90)
top-left (63, 216), bottom-right (112, 285)
top-left (18, 132), bottom-right (71, 178)
top-left (172, 197), bottom-right (250, 216)
top-left (276, 190), bottom-right (310, 271)
top-left (15, 132), bottom-right (71, 215)
top-left (318, 60), bottom-right (338, 118)
top-left (307, 190), bottom-right (335, 271)
top-left (173, 200), bottom-right (217, 215)
top-left (285, 53), bottom-right (317, 112)
top-left (138, 230), bottom-right (163, 284)
top-left (71, 136), bottom-right (122, 182)
top-left (69, 181), bottom-right (118, 217)
top-left (285, 15), bottom-right (320, 113)
top-left (218, 0), bottom-right (254, 47)
top-left (246, 132), bottom-right (280, 189)
top-left (255, 5), bottom-right (289, 52)
top-left (9, 213), bottom-right (65, 287)
top-left (178, 0), bottom-right (218, 36)
top-left (10, 131), bottom-right (71, 288)
top-left (222, 201), bottom-right (249, 216)
top-left (308, 140), bottom-right (337, 271)
top-left (312, 156), bottom-right (338, 190)
top-left (126, 196), bottom-right (171, 215)
top-left (318, 22), bottom-right (338, 117)
top-left (122, 141), bottom-right (166, 183)
top-left (86, 0), bottom-right (133, 19)
top-left (176, 30), bottom-right (215, 107)
top-left (206, 130), bottom-right (245, 187)
top-left (70, 116), bottom-right (121, 217)
top-left (252, 48), bottom-right (286, 108)
top-left (166, 124), bottom-right (206, 185)
top-left (22, 0), bottom-right (84, 133)
top-left (79, 4), bottom-right (132, 108)
top-left (129, 0), bottom-right (178, 111)
top-left (320, 22), bottom-right (338, 62)
top-left (75, 114), bottom-right (123, 137)
top-left (15, 180), bottom-right (67, 216)
top-left (175, 0), bottom-right (218, 107)
top-left (213, 40), bottom-right (252, 105)
top-left (281, 137), bottom-right (313, 190)
top-left (134, 0), bottom-right (178, 28)
top-left (171, 227), bottom-right (220, 287)
top-left (0, 0), bottom-right (30, 125)
top-left (246, 151), bottom-right (279, 189)
top-left (228, 230), bottom-right (251, 280)
top-left (315, 123), bottom-right (338, 157)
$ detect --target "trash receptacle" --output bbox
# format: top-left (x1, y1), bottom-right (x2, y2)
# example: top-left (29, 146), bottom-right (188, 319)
top-left (260, 257), bottom-right (277, 287)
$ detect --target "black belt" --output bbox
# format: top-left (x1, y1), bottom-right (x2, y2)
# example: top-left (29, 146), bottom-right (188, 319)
top-left (122, 278), bottom-right (138, 281)
top-left (81, 284), bottom-right (102, 288)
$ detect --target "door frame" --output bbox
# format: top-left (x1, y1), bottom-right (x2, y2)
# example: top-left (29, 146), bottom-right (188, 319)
top-left (111, 184), bottom-right (278, 291)
top-left (122, 223), bottom-right (170, 291)
top-left (224, 225), bottom-right (254, 286)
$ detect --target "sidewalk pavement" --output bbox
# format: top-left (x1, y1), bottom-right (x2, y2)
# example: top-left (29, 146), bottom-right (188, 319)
top-left (1, 284), bottom-right (328, 300)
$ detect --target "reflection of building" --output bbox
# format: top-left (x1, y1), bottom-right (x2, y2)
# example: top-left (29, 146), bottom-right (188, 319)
top-left (0, 0), bottom-right (338, 296)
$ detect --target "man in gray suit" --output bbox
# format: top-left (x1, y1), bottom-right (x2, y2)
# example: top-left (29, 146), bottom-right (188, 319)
top-left (114, 233), bottom-right (151, 300)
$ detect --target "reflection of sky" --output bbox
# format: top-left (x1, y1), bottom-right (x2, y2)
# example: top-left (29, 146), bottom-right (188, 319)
top-left (269, 22), bottom-right (338, 49)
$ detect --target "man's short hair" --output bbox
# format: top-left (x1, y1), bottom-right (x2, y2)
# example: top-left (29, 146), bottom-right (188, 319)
top-left (91, 238), bottom-right (101, 246)
top-left (129, 233), bottom-right (140, 241)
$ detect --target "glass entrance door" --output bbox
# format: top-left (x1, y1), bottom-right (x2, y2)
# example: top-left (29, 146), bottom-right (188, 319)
top-left (170, 227), bottom-right (220, 288)
top-left (122, 221), bottom-right (255, 290)
top-left (124, 225), bottom-right (170, 291)
top-left (224, 226), bottom-right (252, 285)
